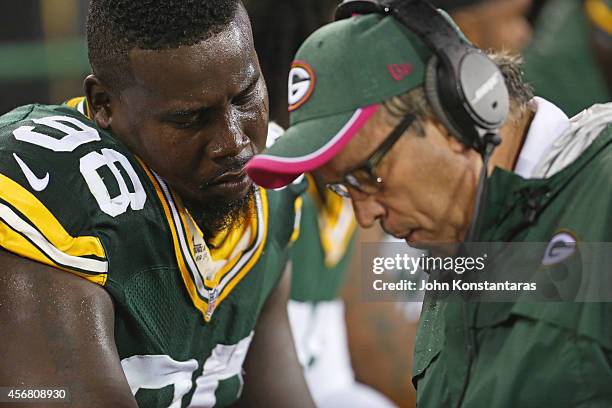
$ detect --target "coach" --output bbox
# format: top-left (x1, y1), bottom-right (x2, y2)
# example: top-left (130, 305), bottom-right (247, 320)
top-left (247, 0), bottom-right (612, 406)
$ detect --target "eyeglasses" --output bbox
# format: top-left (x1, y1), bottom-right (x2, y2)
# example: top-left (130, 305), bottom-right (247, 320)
top-left (326, 113), bottom-right (415, 198)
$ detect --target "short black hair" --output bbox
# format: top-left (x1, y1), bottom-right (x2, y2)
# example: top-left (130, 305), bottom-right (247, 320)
top-left (87, 0), bottom-right (240, 91)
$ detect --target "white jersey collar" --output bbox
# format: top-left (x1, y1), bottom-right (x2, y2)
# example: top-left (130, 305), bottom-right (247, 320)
top-left (514, 97), bottom-right (570, 178)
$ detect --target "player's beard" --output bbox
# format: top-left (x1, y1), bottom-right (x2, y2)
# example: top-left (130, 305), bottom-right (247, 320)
top-left (185, 186), bottom-right (254, 241)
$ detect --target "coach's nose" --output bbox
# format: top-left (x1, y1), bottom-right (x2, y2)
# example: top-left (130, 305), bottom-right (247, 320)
top-left (350, 190), bottom-right (386, 228)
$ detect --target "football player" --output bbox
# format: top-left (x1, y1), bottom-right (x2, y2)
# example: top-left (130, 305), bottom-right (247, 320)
top-left (0, 1), bottom-right (314, 407)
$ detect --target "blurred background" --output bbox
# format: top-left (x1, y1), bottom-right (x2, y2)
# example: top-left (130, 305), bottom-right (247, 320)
top-left (1, 0), bottom-right (610, 116)
top-left (1, 1), bottom-right (610, 407)
top-left (0, 0), bottom-right (90, 113)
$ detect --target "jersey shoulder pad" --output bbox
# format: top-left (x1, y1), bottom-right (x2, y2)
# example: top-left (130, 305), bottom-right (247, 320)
top-left (0, 104), bottom-right (149, 285)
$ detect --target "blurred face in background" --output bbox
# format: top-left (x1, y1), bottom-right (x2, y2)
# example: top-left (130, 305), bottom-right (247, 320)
top-left (590, 28), bottom-right (612, 93)
top-left (451, 0), bottom-right (532, 53)
top-left (586, 0), bottom-right (612, 94)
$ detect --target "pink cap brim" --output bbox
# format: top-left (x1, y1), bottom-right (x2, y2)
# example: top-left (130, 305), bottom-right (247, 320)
top-left (247, 104), bottom-right (379, 189)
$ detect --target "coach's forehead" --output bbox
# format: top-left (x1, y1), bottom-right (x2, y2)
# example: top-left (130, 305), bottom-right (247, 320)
top-left (126, 6), bottom-right (255, 101)
top-left (319, 111), bottom-right (391, 180)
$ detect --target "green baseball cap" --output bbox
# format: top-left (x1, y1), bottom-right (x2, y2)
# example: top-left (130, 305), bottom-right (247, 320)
top-left (246, 13), bottom-right (432, 189)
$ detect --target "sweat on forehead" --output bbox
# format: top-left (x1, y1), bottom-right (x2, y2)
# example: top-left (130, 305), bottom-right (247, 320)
top-left (126, 24), bottom-right (258, 100)
top-left (87, 0), bottom-right (241, 90)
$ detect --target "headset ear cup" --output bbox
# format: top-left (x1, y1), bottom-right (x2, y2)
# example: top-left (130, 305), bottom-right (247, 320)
top-left (425, 56), bottom-right (468, 146)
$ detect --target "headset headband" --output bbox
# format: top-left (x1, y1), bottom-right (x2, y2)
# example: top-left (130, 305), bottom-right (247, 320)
top-left (336, 0), bottom-right (469, 60)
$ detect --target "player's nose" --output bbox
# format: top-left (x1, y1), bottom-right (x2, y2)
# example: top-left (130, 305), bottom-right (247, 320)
top-left (207, 113), bottom-right (250, 161)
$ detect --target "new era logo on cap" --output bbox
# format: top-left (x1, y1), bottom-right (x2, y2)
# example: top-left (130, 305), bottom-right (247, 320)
top-left (387, 63), bottom-right (413, 81)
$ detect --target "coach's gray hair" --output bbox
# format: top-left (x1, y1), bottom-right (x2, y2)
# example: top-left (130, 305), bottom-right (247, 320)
top-left (381, 52), bottom-right (534, 135)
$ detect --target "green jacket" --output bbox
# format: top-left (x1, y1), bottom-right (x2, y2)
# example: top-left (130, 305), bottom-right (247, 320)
top-left (290, 177), bottom-right (356, 302)
top-left (413, 116), bottom-right (612, 406)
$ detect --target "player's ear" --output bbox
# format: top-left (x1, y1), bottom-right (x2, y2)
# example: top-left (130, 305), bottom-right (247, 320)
top-left (84, 74), bottom-right (113, 129)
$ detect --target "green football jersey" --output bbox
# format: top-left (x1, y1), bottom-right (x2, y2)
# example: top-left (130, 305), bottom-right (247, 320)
top-left (290, 175), bottom-right (356, 301)
top-left (0, 101), bottom-right (302, 407)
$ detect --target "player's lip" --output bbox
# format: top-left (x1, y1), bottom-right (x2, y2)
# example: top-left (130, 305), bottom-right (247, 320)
top-left (204, 169), bottom-right (252, 196)
top-left (208, 168), bottom-right (248, 186)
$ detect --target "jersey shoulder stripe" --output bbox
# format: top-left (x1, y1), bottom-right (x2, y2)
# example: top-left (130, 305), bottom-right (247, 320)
top-left (0, 172), bottom-right (108, 284)
top-left (64, 97), bottom-right (91, 117)
top-left (0, 103), bottom-right (143, 285)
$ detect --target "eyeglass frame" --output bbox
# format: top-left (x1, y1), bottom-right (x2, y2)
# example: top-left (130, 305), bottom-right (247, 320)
top-left (326, 112), bottom-right (416, 198)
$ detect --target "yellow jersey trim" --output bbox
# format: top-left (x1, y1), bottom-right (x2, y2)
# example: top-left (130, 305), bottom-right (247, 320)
top-left (0, 173), bottom-right (108, 284)
top-left (200, 198), bottom-right (259, 288)
top-left (586, 0), bottom-right (612, 34)
top-left (305, 174), bottom-right (356, 268)
top-left (139, 160), bottom-right (268, 322)
top-left (139, 163), bottom-right (210, 314)
top-left (290, 196), bottom-right (303, 244)
top-left (215, 189), bottom-right (268, 307)
top-left (65, 96), bottom-right (92, 119)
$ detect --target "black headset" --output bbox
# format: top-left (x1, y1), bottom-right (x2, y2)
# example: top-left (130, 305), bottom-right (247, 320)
top-left (335, 0), bottom-right (509, 154)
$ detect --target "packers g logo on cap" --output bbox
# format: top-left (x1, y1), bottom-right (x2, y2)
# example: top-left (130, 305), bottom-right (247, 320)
top-left (288, 60), bottom-right (316, 111)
